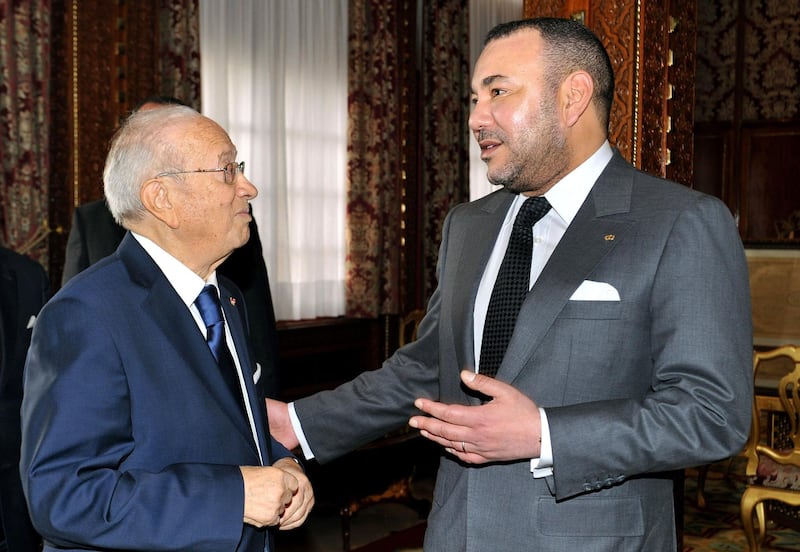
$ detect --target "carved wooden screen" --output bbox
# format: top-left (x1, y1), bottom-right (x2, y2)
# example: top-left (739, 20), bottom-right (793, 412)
top-left (48, 0), bottom-right (200, 284)
top-left (523, 0), bottom-right (696, 186)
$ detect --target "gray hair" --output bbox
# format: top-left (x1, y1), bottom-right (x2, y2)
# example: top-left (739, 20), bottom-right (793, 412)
top-left (103, 104), bottom-right (201, 225)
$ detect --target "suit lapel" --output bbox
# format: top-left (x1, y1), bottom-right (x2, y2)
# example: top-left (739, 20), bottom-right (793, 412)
top-left (119, 235), bottom-right (259, 454)
top-left (219, 287), bottom-right (270, 462)
top-left (448, 192), bottom-right (516, 374)
top-left (497, 154), bottom-right (636, 383)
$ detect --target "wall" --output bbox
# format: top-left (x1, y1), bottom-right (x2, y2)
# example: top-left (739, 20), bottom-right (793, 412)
top-left (694, 0), bottom-right (800, 242)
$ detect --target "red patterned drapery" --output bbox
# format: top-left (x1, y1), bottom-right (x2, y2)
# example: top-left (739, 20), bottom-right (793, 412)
top-left (419, 0), bottom-right (470, 301)
top-left (345, 0), bottom-right (470, 317)
top-left (158, 0), bottom-right (201, 108)
top-left (0, 1), bottom-right (199, 283)
top-left (344, 0), bottom-right (405, 318)
top-left (0, 1), bottom-right (51, 267)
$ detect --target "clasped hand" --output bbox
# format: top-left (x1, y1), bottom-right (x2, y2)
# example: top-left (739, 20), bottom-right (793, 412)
top-left (409, 370), bottom-right (542, 464)
top-left (240, 458), bottom-right (314, 530)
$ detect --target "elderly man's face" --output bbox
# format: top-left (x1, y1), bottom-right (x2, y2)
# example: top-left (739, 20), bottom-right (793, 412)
top-left (169, 117), bottom-right (257, 267)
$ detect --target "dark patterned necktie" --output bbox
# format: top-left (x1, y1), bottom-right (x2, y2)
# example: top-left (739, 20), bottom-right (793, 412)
top-left (479, 196), bottom-right (551, 377)
top-left (195, 285), bottom-right (247, 413)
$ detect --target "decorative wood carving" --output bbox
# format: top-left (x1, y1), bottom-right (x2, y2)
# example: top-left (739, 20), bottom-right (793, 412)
top-left (524, 0), bottom-right (696, 186)
top-left (48, 1), bottom-right (175, 283)
top-left (666, 6), bottom-right (697, 186)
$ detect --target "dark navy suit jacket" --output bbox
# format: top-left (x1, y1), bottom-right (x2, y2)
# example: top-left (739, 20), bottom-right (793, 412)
top-left (62, 198), bottom-right (281, 399)
top-left (22, 234), bottom-right (292, 551)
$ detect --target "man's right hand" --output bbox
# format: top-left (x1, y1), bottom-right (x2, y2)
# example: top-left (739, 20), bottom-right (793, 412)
top-left (266, 398), bottom-right (300, 450)
top-left (240, 465), bottom-right (298, 528)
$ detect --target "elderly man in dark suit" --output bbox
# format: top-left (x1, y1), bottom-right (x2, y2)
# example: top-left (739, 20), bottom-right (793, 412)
top-left (62, 199), bottom-right (281, 399)
top-left (0, 245), bottom-right (49, 552)
top-left (22, 105), bottom-right (313, 551)
top-left (62, 96), bottom-right (281, 399)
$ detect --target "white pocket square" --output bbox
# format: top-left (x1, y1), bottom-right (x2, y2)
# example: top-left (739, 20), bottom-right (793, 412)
top-left (253, 362), bottom-right (262, 384)
top-left (569, 280), bottom-right (620, 301)
top-left (27, 315), bottom-right (36, 329)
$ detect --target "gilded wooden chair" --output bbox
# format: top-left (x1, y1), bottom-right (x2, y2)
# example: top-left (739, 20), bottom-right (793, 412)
top-left (740, 345), bottom-right (800, 550)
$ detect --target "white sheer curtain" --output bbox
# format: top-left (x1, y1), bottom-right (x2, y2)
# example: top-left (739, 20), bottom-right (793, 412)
top-left (468, 0), bottom-right (524, 201)
top-left (199, 0), bottom-right (348, 321)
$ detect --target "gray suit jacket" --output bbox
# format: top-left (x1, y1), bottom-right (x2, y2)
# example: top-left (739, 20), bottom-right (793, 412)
top-left (294, 152), bottom-right (753, 551)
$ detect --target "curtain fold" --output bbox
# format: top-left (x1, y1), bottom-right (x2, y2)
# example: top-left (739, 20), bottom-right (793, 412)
top-left (344, 0), bottom-right (404, 318)
top-left (159, 0), bottom-right (201, 106)
top-left (419, 0), bottom-right (471, 302)
top-left (0, 1), bottom-right (51, 266)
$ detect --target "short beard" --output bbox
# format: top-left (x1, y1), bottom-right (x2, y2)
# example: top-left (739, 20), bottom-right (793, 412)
top-left (488, 125), bottom-right (568, 195)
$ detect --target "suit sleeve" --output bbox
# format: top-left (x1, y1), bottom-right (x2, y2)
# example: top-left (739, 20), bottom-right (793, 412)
top-left (546, 194), bottom-right (753, 499)
top-left (20, 296), bottom-right (251, 551)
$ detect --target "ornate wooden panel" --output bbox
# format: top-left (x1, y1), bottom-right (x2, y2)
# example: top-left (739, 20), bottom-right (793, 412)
top-left (664, 4), bottom-right (696, 186)
top-left (66, 0), bottom-right (160, 208)
top-left (740, 128), bottom-right (800, 241)
top-left (694, 0), bottom-right (800, 242)
top-left (47, 1), bottom-right (200, 285)
top-left (524, 0), bottom-right (696, 185)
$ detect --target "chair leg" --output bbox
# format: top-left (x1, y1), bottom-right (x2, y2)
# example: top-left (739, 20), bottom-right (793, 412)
top-left (340, 505), bottom-right (352, 551)
top-left (740, 488), bottom-right (760, 552)
top-left (755, 501), bottom-right (767, 544)
top-left (696, 464), bottom-right (710, 508)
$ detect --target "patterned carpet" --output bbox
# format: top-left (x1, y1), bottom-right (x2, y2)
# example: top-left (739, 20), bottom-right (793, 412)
top-left (684, 458), bottom-right (800, 551)
top-left (280, 456), bottom-right (800, 551)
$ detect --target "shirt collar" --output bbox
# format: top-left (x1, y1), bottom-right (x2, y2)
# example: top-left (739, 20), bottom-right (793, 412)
top-left (543, 141), bottom-right (613, 225)
top-left (131, 232), bottom-right (218, 307)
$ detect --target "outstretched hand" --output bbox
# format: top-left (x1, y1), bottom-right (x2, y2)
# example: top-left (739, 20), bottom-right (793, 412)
top-left (408, 370), bottom-right (541, 464)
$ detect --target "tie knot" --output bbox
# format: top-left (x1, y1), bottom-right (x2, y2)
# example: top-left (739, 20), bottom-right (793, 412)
top-left (195, 285), bottom-right (223, 328)
top-left (516, 196), bottom-right (551, 229)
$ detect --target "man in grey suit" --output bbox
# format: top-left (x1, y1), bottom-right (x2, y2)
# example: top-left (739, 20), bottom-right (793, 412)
top-left (268, 18), bottom-right (753, 551)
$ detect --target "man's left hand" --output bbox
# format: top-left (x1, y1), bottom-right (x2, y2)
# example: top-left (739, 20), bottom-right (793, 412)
top-left (409, 370), bottom-right (541, 464)
top-left (273, 457), bottom-right (315, 530)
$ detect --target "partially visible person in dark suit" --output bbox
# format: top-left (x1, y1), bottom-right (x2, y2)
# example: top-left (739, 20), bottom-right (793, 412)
top-left (62, 96), bottom-right (281, 398)
top-left (22, 104), bottom-right (312, 551)
top-left (0, 245), bottom-right (49, 552)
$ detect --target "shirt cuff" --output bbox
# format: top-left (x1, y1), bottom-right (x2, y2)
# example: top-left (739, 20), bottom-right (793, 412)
top-left (288, 402), bottom-right (315, 460)
top-left (531, 407), bottom-right (553, 478)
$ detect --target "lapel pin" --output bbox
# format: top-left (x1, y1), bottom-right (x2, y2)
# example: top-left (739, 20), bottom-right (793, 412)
top-left (604, 234), bottom-right (615, 241)
top-left (229, 297), bottom-right (237, 306)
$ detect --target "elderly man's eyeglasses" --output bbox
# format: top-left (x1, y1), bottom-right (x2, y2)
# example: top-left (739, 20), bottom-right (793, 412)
top-left (156, 161), bottom-right (245, 185)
